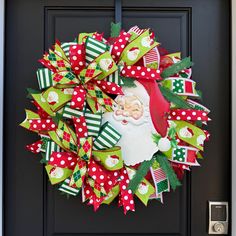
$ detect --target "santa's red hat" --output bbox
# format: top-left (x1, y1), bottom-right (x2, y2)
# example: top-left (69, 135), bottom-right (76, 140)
top-left (140, 181), bottom-right (147, 186)
top-left (110, 155), bottom-right (119, 160)
top-left (138, 79), bottom-right (170, 137)
top-left (108, 61), bottom-right (113, 70)
top-left (48, 101), bottom-right (57, 106)
top-left (129, 47), bottom-right (139, 52)
top-left (49, 167), bottom-right (57, 174)
top-left (187, 127), bottom-right (194, 136)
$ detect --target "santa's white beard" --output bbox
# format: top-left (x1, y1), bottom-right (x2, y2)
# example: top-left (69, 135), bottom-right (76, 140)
top-left (102, 112), bottom-right (158, 166)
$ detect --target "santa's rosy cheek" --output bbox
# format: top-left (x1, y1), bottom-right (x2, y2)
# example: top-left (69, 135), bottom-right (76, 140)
top-left (115, 110), bottom-right (123, 116)
top-left (132, 111), bottom-right (142, 120)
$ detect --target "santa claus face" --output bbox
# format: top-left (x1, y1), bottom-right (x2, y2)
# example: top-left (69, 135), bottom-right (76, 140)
top-left (141, 36), bottom-right (152, 48)
top-left (179, 126), bottom-right (193, 138)
top-left (99, 58), bottom-right (113, 72)
top-left (138, 182), bottom-right (149, 195)
top-left (197, 134), bottom-right (206, 146)
top-left (47, 91), bottom-right (59, 105)
top-left (113, 94), bottom-right (146, 126)
top-left (127, 47), bottom-right (140, 61)
top-left (49, 167), bottom-right (64, 179)
top-left (105, 155), bottom-right (119, 168)
top-left (102, 81), bottom-right (159, 166)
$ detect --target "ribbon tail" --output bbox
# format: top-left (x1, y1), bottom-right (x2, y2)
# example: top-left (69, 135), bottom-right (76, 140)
top-left (138, 79), bottom-right (170, 137)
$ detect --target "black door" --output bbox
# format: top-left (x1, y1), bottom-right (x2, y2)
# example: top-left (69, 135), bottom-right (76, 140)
top-left (4, 0), bottom-right (231, 235)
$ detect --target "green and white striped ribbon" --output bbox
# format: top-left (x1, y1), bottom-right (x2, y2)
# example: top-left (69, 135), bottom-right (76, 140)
top-left (61, 42), bottom-right (77, 58)
top-left (62, 105), bottom-right (102, 137)
top-left (36, 68), bottom-right (54, 90)
top-left (58, 178), bottom-right (80, 196)
top-left (93, 122), bottom-right (121, 150)
top-left (40, 135), bottom-right (51, 152)
top-left (45, 140), bottom-right (61, 161)
top-left (85, 37), bottom-right (108, 64)
top-left (62, 102), bottom-right (84, 119)
top-left (84, 109), bottom-right (102, 137)
top-left (187, 99), bottom-right (210, 113)
top-left (105, 66), bottom-right (124, 86)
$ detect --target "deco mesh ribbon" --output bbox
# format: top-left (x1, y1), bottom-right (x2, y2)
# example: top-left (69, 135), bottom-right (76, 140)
top-left (20, 23), bottom-right (210, 214)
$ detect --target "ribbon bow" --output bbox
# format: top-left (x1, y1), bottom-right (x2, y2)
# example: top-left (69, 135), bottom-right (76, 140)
top-left (36, 112), bottom-right (134, 213)
top-left (39, 36), bottom-right (124, 113)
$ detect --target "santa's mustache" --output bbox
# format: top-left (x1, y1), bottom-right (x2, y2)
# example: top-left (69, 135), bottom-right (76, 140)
top-left (112, 111), bottom-right (149, 126)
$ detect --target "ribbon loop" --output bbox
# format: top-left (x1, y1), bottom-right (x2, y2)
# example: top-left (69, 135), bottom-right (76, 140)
top-left (93, 122), bottom-right (121, 150)
top-left (93, 147), bottom-right (123, 170)
top-left (121, 65), bottom-right (161, 81)
top-left (119, 30), bottom-right (159, 66)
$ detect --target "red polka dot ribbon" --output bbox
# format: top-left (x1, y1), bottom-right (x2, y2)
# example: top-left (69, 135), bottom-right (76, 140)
top-left (29, 118), bottom-right (57, 131)
top-left (85, 183), bottom-right (106, 211)
top-left (83, 167), bottom-right (135, 213)
top-left (118, 168), bottom-right (135, 214)
top-left (26, 140), bottom-right (43, 154)
top-left (121, 65), bottom-right (161, 81)
top-left (94, 80), bottom-right (123, 95)
top-left (168, 109), bottom-right (210, 121)
top-left (48, 152), bottom-right (77, 170)
top-left (92, 32), bottom-right (104, 42)
top-left (70, 85), bottom-right (87, 110)
top-left (73, 116), bottom-right (88, 139)
top-left (88, 159), bottom-right (108, 185)
top-left (111, 31), bottom-right (131, 63)
top-left (69, 44), bottom-right (86, 74)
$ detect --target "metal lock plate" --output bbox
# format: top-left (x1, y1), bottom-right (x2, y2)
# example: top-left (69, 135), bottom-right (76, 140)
top-left (208, 201), bottom-right (228, 234)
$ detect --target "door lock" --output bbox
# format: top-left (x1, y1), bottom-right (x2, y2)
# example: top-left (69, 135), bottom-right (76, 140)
top-left (213, 222), bottom-right (225, 233)
top-left (208, 201), bottom-right (228, 234)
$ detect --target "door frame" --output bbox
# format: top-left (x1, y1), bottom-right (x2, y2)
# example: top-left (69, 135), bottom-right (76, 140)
top-left (231, 0), bottom-right (236, 235)
top-left (0, 1), bottom-right (234, 236)
top-left (0, 0), bottom-right (4, 235)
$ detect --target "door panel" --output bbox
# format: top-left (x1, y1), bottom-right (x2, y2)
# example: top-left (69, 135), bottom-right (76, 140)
top-left (4, 0), bottom-right (230, 236)
top-left (45, 5), bottom-right (188, 236)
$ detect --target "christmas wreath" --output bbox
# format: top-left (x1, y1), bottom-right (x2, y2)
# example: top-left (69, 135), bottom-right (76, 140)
top-left (20, 23), bottom-right (210, 214)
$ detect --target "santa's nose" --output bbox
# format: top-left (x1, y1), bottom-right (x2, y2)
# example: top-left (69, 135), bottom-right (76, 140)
top-left (122, 111), bottom-right (130, 117)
